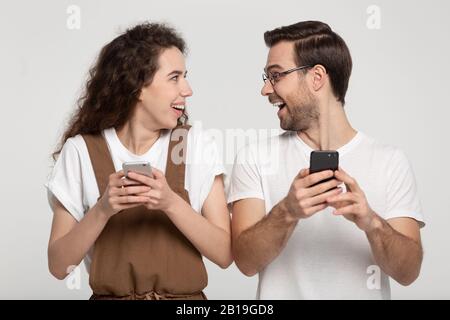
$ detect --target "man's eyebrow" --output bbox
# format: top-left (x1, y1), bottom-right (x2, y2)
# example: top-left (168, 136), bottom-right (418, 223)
top-left (265, 64), bottom-right (283, 73)
top-left (167, 70), bottom-right (188, 76)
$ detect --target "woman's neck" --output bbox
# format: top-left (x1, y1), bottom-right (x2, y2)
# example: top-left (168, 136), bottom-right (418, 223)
top-left (116, 120), bottom-right (161, 156)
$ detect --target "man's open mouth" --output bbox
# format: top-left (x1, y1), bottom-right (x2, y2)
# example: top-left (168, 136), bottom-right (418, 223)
top-left (272, 101), bottom-right (286, 110)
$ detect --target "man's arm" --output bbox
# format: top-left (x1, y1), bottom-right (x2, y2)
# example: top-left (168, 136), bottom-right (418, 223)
top-left (366, 216), bottom-right (422, 285)
top-left (232, 169), bottom-right (342, 276)
top-left (327, 168), bottom-right (423, 286)
top-left (231, 198), bottom-right (297, 276)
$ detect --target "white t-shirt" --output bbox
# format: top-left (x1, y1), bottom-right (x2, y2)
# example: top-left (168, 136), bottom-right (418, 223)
top-left (227, 131), bottom-right (425, 300)
top-left (46, 124), bottom-right (225, 272)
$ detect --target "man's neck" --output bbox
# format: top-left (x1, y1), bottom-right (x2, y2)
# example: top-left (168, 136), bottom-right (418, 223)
top-left (298, 98), bottom-right (357, 151)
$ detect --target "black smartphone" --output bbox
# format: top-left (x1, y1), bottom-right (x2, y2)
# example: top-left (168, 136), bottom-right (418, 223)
top-left (309, 150), bottom-right (339, 186)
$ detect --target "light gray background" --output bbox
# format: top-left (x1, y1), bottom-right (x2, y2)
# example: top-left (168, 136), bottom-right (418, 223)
top-left (1, 0), bottom-right (449, 299)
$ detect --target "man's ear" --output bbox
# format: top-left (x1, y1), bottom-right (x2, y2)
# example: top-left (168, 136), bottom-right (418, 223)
top-left (311, 64), bottom-right (327, 92)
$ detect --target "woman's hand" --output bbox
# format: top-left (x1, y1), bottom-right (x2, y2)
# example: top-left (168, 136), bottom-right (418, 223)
top-left (127, 168), bottom-right (178, 212)
top-left (96, 170), bottom-right (151, 219)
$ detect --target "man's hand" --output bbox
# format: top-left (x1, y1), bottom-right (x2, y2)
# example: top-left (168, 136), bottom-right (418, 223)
top-left (282, 168), bottom-right (343, 221)
top-left (326, 167), bottom-right (378, 232)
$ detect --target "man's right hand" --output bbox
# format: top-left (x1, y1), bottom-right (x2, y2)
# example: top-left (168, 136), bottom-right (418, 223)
top-left (282, 169), bottom-right (342, 221)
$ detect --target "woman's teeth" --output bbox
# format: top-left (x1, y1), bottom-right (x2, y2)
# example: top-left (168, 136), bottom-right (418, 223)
top-left (172, 105), bottom-right (185, 110)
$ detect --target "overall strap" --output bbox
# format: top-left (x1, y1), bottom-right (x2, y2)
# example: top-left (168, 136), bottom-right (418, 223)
top-left (82, 133), bottom-right (116, 197)
top-left (165, 125), bottom-right (191, 194)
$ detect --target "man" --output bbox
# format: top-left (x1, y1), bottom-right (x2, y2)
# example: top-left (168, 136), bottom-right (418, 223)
top-left (228, 21), bottom-right (424, 299)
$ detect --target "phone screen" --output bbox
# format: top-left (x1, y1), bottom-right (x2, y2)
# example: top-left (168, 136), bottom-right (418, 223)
top-left (309, 151), bottom-right (339, 188)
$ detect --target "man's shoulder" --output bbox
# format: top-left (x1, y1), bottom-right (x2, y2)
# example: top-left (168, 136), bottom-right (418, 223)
top-left (357, 132), bottom-right (407, 164)
top-left (235, 130), bottom-right (291, 158)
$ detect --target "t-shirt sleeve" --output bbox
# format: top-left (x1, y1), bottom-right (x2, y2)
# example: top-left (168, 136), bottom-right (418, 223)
top-left (45, 139), bottom-right (85, 222)
top-left (227, 144), bottom-right (264, 204)
top-left (187, 128), bottom-right (226, 214)
top-left (384, 149), bottom-right (425, 228)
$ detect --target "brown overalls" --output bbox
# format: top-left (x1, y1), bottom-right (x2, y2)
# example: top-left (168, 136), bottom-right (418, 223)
top-left (82, 125), bottom-right (208, 300)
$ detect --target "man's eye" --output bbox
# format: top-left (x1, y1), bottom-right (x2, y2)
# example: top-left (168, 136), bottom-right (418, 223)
top-left (271, 73), bottom-right (281, 82)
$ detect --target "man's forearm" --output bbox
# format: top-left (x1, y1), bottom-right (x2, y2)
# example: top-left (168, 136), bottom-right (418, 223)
top-left (366, 214), bottom-right (423, 285)
top-left (233, 199), bottom-right (298, 276)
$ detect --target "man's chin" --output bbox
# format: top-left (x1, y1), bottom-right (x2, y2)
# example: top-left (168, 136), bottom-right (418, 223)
top-left (279, 120), bottom-right (291, 131)
top-left (280, 119), bottom-right (309, 132)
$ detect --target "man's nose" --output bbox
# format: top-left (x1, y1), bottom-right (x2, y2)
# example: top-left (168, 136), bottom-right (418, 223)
top-left (261, 81), bottom-right (274, 96)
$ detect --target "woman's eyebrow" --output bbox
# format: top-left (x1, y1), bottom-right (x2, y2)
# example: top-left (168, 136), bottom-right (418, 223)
top-left (167, 70), bottom-right (187, 76)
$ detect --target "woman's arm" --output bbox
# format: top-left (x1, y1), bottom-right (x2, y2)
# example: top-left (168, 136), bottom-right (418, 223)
top-left (129, 171), bottom-right (233, 269)
top-left (47, 171), bottom-right (150, 279)
top-left (166, 175), bottom-right (233, 269)
top-left (47, 197), bottom-right (109, 280)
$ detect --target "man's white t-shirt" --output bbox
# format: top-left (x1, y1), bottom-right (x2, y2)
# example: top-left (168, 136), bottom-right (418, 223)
top-left (46, 124), bottom-right (225, 272)
top-left (227, 131), bottom-right (424, 300)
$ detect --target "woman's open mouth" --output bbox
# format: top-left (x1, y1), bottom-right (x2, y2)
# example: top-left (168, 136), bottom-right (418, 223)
top-left (171, 104), bottom-right (185, 118)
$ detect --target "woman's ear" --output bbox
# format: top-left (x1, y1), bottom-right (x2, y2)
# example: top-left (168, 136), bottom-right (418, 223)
top-left (137, 87), bottom-right (145, 102)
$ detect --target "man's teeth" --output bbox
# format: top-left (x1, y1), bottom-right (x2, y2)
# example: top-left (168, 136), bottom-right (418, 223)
top-left (272, 102), bottom-right (285, 108)
top-left (172, 105), bottom-right (185, 110)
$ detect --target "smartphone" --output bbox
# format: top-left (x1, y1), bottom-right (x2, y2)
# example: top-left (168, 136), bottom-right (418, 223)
top-left (122, 161), bottom-right (153, 178)
top-left (309, 150), bottom-right (339, 186)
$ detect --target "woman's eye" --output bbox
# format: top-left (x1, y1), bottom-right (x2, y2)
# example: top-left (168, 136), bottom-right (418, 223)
top-left (171, 75), bottom-right (179, 81)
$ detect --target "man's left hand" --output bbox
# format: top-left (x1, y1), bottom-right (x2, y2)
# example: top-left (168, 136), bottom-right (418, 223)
top-left (326, 167), bottom-right (379, 232)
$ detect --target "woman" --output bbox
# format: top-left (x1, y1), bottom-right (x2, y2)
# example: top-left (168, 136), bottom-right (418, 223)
top-left (46, 22), bottom-right (232, 300)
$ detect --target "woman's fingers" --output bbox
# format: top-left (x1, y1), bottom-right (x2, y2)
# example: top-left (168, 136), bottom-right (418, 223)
top-left (116, 203), bottom-right (147, 211)
top-left (115, 195), bottom-right (149, 204)
top-left (110, 176), bottom-right (139, 188)
top-left (118, 178), bottom-right (141, 188)
top-left (127, 171), bottom-right (160, 188)
top-left (122, 178), bottom-right (142, 186)
top-left (151, 167), bottom-right (165, 179)
top-left (113, 186), bottom-right (151, 196)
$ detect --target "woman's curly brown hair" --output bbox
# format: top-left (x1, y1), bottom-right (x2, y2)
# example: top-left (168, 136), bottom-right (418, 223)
top-left (53, 22), bottom-right (188, 160)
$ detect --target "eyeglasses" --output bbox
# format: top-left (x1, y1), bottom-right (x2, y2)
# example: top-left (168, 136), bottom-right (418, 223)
top-left (262, 65), bottom-right (313, 86)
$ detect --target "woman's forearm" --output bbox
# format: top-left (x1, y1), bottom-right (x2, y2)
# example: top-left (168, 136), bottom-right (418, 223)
top-left (165, 194), bottom-right (232, 268)
top-left (48, 204), bottom-right (109, 280)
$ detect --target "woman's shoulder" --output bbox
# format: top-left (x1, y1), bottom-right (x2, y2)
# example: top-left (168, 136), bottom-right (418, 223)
top-left (63, 134), bottom-right (89, 154)
top-left (58, 132), bottom-right (102, 161)
top-left (186, 122), bottom-right (219, 147)
top-left (182, 123), bottom-right (222, 165)
top-left (62, 129), bottom-right (114, 153)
